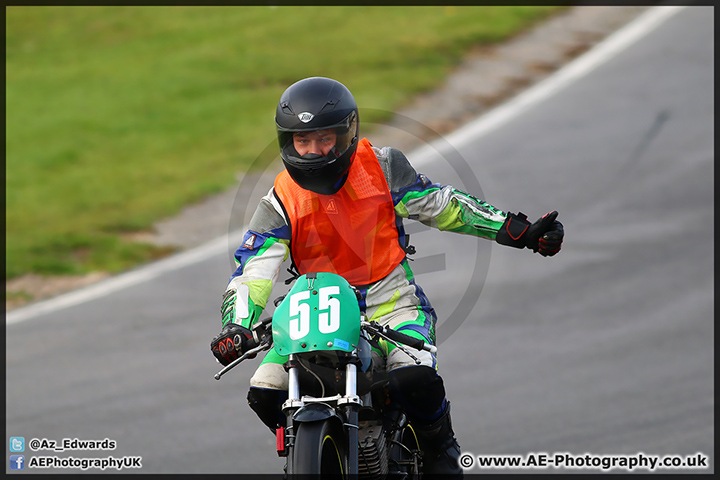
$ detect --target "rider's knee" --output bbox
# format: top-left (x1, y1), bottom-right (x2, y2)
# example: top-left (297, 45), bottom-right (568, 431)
top-left (250, 362), bottom-right (288, 390)
top-left (248, 363), bottom-right (288, 433)
top-left (247, 387), bottom-right (287, 432)
top-left (387, 365), bottom-right (447, 422)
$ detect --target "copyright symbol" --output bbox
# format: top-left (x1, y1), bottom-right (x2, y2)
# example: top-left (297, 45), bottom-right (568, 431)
top-left (459, 453), bottom-right (474, 469)
top-left (30, 438), bottom-right (41, 451)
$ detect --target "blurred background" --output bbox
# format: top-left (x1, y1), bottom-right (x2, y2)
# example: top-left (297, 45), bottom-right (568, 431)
top-left (6, 5), bottom-right (561, 300)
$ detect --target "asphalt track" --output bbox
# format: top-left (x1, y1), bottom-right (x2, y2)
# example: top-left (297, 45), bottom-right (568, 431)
top-left (5, 6), bottom-right (713, 475)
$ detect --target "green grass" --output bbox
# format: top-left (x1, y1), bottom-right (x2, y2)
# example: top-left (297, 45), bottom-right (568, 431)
top-left (6, 6), bottom-right (564, 280)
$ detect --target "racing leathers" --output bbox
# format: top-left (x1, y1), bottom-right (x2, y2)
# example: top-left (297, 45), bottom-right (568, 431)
top-left (213, 138), bottom-right (562, 476)
top-left (221, 141), bottom-right (510, 347)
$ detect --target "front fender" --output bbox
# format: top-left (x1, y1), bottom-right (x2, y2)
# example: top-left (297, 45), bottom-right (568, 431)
top-left (292, 402), bottom-right (344, 425)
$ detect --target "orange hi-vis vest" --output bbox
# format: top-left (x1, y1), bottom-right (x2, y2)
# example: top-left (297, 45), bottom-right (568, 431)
top-left (274, 138), bottom-right (407, 286)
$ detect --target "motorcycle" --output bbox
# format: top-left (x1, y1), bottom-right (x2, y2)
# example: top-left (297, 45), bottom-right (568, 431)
top-left (214, 271), bottom-right (437, 478)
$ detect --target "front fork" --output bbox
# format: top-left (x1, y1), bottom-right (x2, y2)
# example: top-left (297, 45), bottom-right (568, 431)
top-left (279, 355), bottom-right (362, 476)
top-left (278, 355), bottom-right (303, 473)
top-left (340, 362), bottom-right (360, 475)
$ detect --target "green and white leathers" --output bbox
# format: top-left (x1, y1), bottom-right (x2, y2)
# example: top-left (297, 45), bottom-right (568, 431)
top-left (223, 145), bottom-right (509, 389)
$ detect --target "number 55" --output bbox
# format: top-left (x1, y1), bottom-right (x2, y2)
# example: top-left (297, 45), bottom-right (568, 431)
top-left (288, 286), bottom-right (341, 340)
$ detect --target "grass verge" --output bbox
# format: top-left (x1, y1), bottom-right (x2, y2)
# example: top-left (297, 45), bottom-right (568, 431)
top-left (6, 6), bottom-right (564, 281)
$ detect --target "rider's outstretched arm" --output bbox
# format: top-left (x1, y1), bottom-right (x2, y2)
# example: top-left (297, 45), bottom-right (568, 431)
top-left (376, 146), bottom-right (563, 256)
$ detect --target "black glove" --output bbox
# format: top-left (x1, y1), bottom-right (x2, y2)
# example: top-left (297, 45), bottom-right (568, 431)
top-left (537, 216), bottom-right (563, 257)
top-left (496, 210), bottom-right (564, 257)
top-left (525, 211), bottom-right (564, 256)
top-left (210, 323), bottom-right (257, 366)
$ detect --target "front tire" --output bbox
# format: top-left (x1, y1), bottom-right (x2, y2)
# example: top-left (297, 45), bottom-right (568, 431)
top-left (292, 419), bottom-right (346, 476)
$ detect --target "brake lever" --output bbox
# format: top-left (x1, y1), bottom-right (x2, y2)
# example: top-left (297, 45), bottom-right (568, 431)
top-left (361, 321), bottom-right (422, 365)
top-left (214, 341), bottom-right (271, 380)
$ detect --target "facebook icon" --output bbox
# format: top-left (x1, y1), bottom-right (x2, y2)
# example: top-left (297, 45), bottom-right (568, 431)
top-left (10, 455), bottom-right (25, 470)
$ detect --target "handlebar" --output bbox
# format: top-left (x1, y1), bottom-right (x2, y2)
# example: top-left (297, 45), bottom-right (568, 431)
top-left (214, 316), bottom-right (273, 381)
top-left (381, 327), bottom-right (437, 354)
top-left (215, 318), bottom-right (438, 380)
top-left (362, 321), bottom-right (437, 354)
top-left (214, 340), bottom-right (271, 380)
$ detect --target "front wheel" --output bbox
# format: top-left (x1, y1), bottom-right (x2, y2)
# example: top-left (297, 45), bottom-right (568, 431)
top-left (292, 419), bottom-right (346, 476)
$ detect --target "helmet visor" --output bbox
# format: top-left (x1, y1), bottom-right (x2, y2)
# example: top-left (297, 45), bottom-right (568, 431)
top-left (278, 111), bottom-right (358, 165)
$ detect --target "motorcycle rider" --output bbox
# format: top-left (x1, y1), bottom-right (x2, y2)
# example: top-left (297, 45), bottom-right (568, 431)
top-left (211, 77), bottom-right (564, 476)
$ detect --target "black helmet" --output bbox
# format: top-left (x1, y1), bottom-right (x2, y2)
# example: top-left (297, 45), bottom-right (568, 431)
top-left (275, 77), bottom-right (359, 194)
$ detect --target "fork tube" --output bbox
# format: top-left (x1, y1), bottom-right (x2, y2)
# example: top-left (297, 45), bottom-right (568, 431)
top-left (345, 362), bottom-right (357, 397)
top-left (287, 354), bottom-right (301, 401)
top-left (285, 355), bottom-right (301, 474)
top-left (345, 363), bottom-right (359, 476)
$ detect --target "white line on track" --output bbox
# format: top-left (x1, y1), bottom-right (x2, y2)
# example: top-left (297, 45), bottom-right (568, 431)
top-left (410, 5), bottom-right (686, 167)
top-left (6, 6), bottom-right (685, 326)
top-left (7, 230), bottom-right (246, 325)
